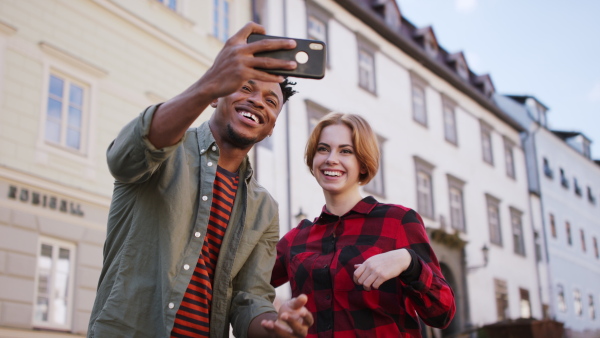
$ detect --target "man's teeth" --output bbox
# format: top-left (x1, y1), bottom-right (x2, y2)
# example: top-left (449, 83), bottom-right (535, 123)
top-left (241, 111), bottom-right (259, 123)
top-left (324, 171), bottom-right (342, 177)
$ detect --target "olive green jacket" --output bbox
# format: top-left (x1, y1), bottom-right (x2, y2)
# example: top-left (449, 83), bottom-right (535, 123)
top-left (88, 105), bottom-right (279, 338)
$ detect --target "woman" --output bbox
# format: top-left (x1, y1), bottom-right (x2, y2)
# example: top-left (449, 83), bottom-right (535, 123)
top-left (271, 112), bottom-right (455, 337)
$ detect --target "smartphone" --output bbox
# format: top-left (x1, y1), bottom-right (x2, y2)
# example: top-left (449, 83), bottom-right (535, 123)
top-left (247, 34), bottom-right (326, 79)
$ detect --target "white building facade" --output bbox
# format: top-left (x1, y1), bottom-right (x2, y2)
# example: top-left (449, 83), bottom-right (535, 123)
top-left (253, 0), bottom-right (545, 336)
top-left (497, 94), bottom-right (600, 337)
top-left (0, 0), bottom-right (251, 336)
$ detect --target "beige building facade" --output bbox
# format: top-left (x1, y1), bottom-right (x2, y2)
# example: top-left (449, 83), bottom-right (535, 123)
top-left (0, 0), bottom-right (251, 336)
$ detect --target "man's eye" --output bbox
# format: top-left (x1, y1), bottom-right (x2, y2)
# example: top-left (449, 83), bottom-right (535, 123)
top-left (267, 99), bottom-right (277, 106)
top-left (242, 86), bottom-right (251, 92)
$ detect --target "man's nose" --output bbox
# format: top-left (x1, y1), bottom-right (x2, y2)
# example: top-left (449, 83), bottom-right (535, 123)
top-left (248, 92), bottom-right (265, 108)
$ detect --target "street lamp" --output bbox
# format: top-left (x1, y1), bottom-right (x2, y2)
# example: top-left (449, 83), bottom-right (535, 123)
top-left (294, 207), bottom-right (307, 224)
top-left (467, 244), bottom-right (489, 272)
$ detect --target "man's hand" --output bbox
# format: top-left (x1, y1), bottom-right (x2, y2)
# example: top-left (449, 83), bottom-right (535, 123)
top-left (200, 22), bottom-right (297, 101)
top-left (260, 294), bottom-right (313, 337)
top-left (353, 249), bottom-right (412, 291)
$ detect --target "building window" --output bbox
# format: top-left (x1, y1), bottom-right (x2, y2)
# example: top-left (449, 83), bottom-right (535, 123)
top-left (305, 100), bottom-right (329, 134)
top-left (411, 76), bottom-right (427, 126)
top-left (557, 285), bottom-right (567, 312)
top-left (504, 138), bottom-right (516, 179)
top-left (487, 194), bottom-right (502, 246)
top-left (480, 121), bottom-right (494, 165)
top-left (580, 229), bottom-right (586, 253)
top-left (574, 178), bottom-right (582, 197)
top-left (44, 73), bottom-right (88, 153)
top-left (560, 168), bottom-right (569, 189)
top-left (510, 207), bottom-right (525, 256)
top-left (156, 0), bottom-right (177, 10)
top-left (213, 0), bottom-right (230, 42)
top-left (574, 289), bottom-right (583, 316)
top-left (543, 157), bottom-right (553, 179)
top-left (33, 238), bottom-right (76, 330)
top-left (442, 97), bottom-right (458, 145)
top-left (566, 221), bottom-right (572, 246)
top-left (306, 1), bottom-right (331, 68)
top-left (357, 46), bottom-right (376, 94)
top-left (448, 176), bottom-right (465, 232)
top-left (594, 237), bottom-right (599, 259)
top-left (520, 288), bottom-right (532, 318)
top-left (549, 213), bottom-right (557, 238)
top-left (588, 187), bottom-right (597, 204)
top-left (364, 135), bottom-right (386, 197)
top-left (534, 231), bottom-right (543, 262)
top-left (415, 158), bottom-right (434, 219)
top-left (590, 295), bottom-right (596, 320)
top-left (495, 279), bottom-right (509, 321)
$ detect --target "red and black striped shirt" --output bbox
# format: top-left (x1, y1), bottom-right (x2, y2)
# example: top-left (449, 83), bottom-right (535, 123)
top-left (171, 166), bottom-right (239, 338)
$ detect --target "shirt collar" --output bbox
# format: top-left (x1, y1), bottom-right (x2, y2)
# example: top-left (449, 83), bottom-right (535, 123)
top-left (316, 195), bottom-right (379, 222)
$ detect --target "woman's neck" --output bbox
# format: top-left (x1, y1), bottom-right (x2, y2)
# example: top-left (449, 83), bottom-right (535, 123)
top-left (324, 190), bottom-right (363, 216)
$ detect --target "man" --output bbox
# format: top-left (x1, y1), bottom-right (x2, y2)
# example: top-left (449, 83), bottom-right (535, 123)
top-left (87, 22), bottom-right (313, 338)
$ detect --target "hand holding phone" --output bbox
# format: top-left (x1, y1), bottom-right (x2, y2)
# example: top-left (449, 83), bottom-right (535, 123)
top-left (248, 34), bottom-right (326, 79)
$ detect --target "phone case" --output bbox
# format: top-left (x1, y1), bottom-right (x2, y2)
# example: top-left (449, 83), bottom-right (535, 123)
top-left (247, 34), bottom-right (326, 79)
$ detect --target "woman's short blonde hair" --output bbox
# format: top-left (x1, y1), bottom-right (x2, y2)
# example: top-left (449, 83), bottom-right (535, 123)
top-left (305, 112), bottom-right (380, 185)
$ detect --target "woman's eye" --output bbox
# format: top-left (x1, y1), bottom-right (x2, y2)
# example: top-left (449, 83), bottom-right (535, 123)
top-left (317, 146), bottom-right (329, 152)
top-left (341, 149), bottom-right (353, 154)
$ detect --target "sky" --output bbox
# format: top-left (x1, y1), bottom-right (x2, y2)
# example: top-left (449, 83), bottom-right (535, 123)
top-left (395, 0), bottom-right (600, 159)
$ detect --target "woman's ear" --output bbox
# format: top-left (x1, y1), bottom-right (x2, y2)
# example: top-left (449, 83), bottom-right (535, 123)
top-left (360, 165), bottom-right (367, 175)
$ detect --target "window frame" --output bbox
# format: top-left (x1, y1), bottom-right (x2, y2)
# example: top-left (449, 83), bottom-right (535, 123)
top-left (32, 237), bottom-right (77, 331)
top-left (495, 279), bottom-right (509, 321)
top-left (549, 213), bottom-right (557, 239)
top-left (442, 95), bottom-right (458, 145)
top-left (364, 134), bottom-right (387, 197)
top-left (566, 221), bottom-right (572, 246)
top-left (212, 0), bottom-right (230, 42)
top-left (574, 289), bottom-right (583, 316)
top-left (510, 207), bottom-right (526, 256)
top-left (447, 175), bottom-right (466, 232)
top-left (480, 121), bottom-right (494, 165)
top-left (306, 1), bottom-right (331, 67)
top-left (504, 137), bottom-right (516, 179)
top-left (356, 35), bottom-right (377, 95)
top-left (414, 157), bottom-right (435, 220)
top-left (38, 42), bottom-right (102, 166)
top-left (410, 73), bottom-right (428, 127)
top-left (557, 284), bottom-right (567, 312)
top-left (520, 288), bottom-right (532, 318)
top-left (486, 194), bottom-right (502, 246)
top-left (155, 0), bottom-right (178, 11)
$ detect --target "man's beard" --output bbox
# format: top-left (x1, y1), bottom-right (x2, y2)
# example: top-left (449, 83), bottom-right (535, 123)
top-left (226, 124), bottom-right (258, 149)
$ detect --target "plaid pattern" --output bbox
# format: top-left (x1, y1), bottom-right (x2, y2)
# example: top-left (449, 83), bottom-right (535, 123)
top-left (272, 196), bottom-right (455, 337)
top-left (171, 166), bottom-right (239, 337)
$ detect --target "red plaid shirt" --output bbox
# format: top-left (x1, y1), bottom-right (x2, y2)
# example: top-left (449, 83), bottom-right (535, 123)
top-left (272, 196), bottom-right (455, 337)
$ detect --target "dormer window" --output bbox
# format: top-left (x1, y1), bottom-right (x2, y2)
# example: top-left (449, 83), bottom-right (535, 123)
top-left (583, 138), bottom-right (591, 159)
top-left (414, 27), bottom-right (438, 58)
top-left (448, 52), bottom-right (470, 81)
top-left (371, 0), bottom-right (402, 31)
top-left (475, 74), bottom-right (495, 98)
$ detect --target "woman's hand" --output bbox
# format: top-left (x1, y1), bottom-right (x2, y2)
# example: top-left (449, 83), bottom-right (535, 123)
top-left (353, 249), bottom-right (412, 291)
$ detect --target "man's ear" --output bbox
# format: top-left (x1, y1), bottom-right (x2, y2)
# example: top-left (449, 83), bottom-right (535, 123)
top-left (210, 99), bottom-right (218, 108)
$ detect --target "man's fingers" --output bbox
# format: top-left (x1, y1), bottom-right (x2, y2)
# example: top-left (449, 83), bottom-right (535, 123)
top-left (287, 294), bottom-right (308, 309)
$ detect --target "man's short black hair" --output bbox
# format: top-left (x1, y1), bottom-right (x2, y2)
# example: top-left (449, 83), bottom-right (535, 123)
top-left (280, 78), bottom-right (298, 104)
